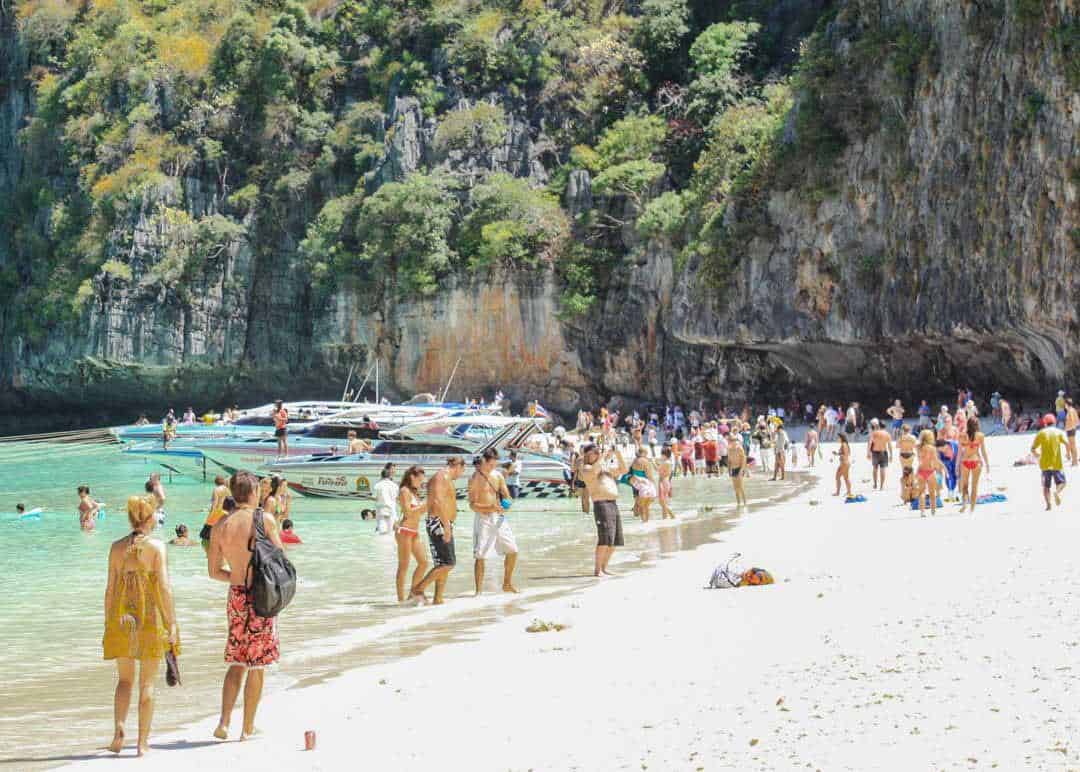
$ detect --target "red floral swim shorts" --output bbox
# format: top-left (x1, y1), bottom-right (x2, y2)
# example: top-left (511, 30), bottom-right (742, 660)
top-left (225, 585), bottom-right (279, 668)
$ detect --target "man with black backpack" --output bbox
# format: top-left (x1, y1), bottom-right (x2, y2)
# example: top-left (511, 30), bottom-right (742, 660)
top-left (206, 471), bottom-right (288, 742)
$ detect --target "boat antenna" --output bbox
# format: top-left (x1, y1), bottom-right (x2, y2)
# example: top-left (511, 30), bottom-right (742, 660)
top-left (440, 356), bottom-right (463, 404)
top-left (354, 362), bottom-right (375, 402)
top-left (340, 363), bottom-right (355, 403)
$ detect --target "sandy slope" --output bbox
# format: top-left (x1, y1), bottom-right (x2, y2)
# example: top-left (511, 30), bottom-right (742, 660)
top-left (65, 433), bottom-right (1080, 771)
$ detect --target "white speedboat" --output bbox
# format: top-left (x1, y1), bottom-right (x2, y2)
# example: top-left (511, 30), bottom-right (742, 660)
top-left (266, 421), bottom-right (569, 500)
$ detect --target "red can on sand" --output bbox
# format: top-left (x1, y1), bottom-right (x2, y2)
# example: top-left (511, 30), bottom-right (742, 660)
top-left (304, 730), bottom-right (316, 750)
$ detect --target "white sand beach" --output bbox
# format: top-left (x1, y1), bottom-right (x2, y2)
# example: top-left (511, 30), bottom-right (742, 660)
top-left (64, 432), bottom-right (1080, 770)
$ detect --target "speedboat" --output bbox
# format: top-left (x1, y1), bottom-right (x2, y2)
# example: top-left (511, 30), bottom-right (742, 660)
top-left (265, 421), bottom-right (570, 500)
top-left (196, 436), bottom-right (343, 474)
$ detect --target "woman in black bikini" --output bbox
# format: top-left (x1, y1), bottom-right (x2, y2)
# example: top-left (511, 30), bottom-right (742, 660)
top-left (897, 425), bottom-right (916, 473)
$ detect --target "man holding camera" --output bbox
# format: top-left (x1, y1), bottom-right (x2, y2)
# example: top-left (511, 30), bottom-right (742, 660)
top-left (576, 443), bottom-right (630, 577)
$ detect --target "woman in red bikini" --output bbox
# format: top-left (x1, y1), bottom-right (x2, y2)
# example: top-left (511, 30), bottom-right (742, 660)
top-left (916, 430), bottom-right (943, 517)
top-left (394, 466), bottom-right (430, 603)
top-left (959, 416), bottom-right (990, 513)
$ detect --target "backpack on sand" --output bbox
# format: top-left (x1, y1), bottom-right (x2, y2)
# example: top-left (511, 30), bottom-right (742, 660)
top-left (707, 553), bottom-right (744, 589)
top-left (247, 508), bottom-right (297, 618)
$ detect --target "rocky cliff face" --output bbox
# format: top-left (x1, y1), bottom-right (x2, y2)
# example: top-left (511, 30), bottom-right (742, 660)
top-left (0, 0), bottom-right (1076, 430)
top-left (667, 0), bottom-right (1079, 403)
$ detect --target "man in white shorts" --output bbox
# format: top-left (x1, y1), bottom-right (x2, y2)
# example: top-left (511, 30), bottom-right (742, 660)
top-left (371, 462), bottom-right (397, 534)
top-left (469, 448), bottom-right (518, 594)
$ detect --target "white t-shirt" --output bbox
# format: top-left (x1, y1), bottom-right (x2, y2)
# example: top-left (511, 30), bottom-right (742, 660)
top-left (373, 478), bottom-right (398, 519)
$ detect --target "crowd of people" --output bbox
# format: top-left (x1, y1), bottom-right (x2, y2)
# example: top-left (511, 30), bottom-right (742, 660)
top-left (89, 385), bottom-right (1077, 755)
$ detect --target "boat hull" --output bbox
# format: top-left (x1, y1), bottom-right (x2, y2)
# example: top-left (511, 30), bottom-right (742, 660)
top-left (269, 456), bottom-right (570, 500)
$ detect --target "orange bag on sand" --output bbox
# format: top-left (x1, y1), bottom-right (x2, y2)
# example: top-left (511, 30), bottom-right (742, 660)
top-left (741, 568), bottom-right (774, 586)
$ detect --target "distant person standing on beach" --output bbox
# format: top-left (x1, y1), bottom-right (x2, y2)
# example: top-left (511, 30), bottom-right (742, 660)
top-left (411, 457), bottom-right (466, 605)
top-left (273, 400), bottom-right (289, 457)
top-left (469, 449), bottom-right (518, 594)
top-left (373, 463), bottom-right (398, 535)
top-left (867, 419), bottom-right (893, 491)
top-left (804, 425), bottom-right (819, 468)
top-left (834, 435), bottom-right (852, 497)
top-left (1000, 398), bottom-right (1012, 432)
top-left (959, 417), bottom-right (990, 513)
top-left (1064, 399), bottom-right (1079, 466)
top-left (103, 496), bottom-right (179, 756)
top-left (887, 400), bottom-right (904, 440)
top-left (394, 466), bottom-right (429, 603)
top-left (78, 485), bottom-right (100, 530)
top-left (915, 430), bottom-right (942, 516)
top-left (207, 472), bottom-right (283, 741)
top-left (1031, 414), bottom-right (1067, 511)
top-left (727, 438), bottom-right (748, 505)
top-left (578, 443), bottom-right (629, 577)
top-left (771, 422), bottom-right (789, 481)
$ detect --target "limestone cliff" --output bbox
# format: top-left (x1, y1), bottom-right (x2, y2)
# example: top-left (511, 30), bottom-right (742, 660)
top-left (0, 0), bottom-right (1076, 430)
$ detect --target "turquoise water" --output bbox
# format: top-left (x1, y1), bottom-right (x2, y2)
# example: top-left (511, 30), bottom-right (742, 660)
top-left (0, 439), bottom-right (797, 767)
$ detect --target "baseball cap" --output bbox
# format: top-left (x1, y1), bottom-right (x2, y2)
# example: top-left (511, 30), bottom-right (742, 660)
top-left (1044, 413), bottom-right (1057, 426)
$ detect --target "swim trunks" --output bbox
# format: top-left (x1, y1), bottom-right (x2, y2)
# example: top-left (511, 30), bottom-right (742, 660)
top-left (892, 419), bottom-right (903, 430)
top-left (274, 427), bottom-right (287, 438)
top-left (872, 451), bottom-right (889, 468)
top-left (426, 515), bottom-right (456, 567)
top-left (1042, 470), bottom-right (1066, 489)
top-left (473, 514), bottom-right (518, 560)
top-left (593, 500), bottom-right (623, 547)
top-left (225, 586), bottom-right (279, 668)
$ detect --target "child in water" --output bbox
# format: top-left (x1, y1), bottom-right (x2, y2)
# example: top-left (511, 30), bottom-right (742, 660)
top-left (280, 518), bottom-right (302, 545)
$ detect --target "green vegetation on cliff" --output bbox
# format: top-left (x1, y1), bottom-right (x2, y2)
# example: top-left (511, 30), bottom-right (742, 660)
top-left (4, 0), bottom-right (1072, 332)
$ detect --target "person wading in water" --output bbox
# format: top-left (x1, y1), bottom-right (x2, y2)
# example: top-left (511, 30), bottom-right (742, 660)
top-left (469, 449), bottom-right (519, 594)
top-left (206, 471), bottom-right (284, 741)
top-left (411, 457), bottom-right (467, 605)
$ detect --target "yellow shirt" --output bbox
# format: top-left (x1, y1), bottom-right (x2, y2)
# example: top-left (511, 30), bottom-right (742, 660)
top-left (1032, 427), bottom-right (1066, 471)
top-left (1056, 396), bottom-right (1066, 413)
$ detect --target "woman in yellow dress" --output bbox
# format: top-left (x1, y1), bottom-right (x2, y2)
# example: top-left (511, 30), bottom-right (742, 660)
top-left (102, 496), bottom-right (179, 756)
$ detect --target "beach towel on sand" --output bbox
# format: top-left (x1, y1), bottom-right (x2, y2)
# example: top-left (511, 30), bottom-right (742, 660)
top-left (976, 493), bottom-right (1007, 505)
top-left (910, 496), bottom-right (944, 510)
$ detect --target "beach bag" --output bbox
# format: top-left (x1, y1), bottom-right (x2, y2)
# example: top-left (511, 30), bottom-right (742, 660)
top-left (707, 553), bottom-right (744, 589)
top-left (246, 509), bottom-right (296, 618)
top-left (741, 567), bottom-right (774, 586)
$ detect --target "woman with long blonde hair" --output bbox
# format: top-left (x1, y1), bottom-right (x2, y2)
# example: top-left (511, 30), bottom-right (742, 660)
top-left (102, 496), bottom-right (179, 756)
top-left (916, 430), bottom-right (942, 517)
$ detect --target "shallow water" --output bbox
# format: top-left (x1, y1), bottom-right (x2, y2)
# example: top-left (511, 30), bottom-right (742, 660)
top-left (0, 440), bottom-right (806, 768)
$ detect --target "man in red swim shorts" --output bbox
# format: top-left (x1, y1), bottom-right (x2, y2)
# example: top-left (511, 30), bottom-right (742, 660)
top-left (207, 471), bottom-right (284, 741)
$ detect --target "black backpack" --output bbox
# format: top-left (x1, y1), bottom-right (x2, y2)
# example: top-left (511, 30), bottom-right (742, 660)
top-left (246, 509), bottom-right (296, 618)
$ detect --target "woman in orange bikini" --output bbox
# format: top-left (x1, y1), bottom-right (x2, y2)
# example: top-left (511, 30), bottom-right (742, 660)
top-left (916, 429), bottom-right (943, 517)
top-left (959, 416), bottom-right (990, 513)
top-left (395, 466), bottom-right (430, 603)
